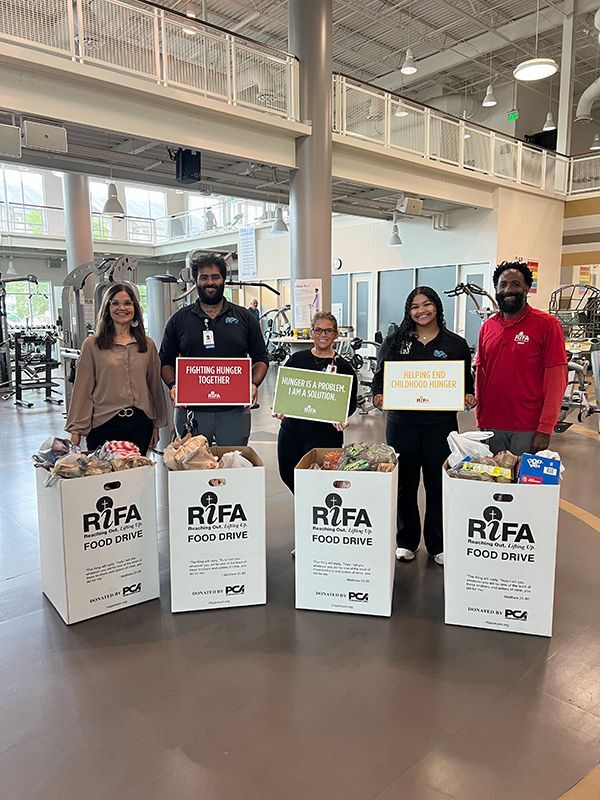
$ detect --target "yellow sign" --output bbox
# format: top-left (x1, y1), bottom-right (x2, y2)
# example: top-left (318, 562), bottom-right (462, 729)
top-left (383, 360), bottom-right (465, 411)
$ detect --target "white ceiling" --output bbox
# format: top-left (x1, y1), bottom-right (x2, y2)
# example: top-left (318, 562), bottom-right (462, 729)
top-left (165, 0), bottom-right (600, 105)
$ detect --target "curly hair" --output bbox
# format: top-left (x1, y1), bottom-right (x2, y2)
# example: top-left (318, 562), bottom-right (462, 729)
top-left (492, 260), bottom-right (533, 288)
top-left (389, 286), bottom-right (446, 357)
top-left (190, 253), bottom-right (227, 282)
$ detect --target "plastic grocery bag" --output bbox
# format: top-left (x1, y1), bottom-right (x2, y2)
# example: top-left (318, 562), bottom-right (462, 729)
top-left (447, 430), bottom-right (494, 468)
top-left (218, 450), bottom-right (253, 469)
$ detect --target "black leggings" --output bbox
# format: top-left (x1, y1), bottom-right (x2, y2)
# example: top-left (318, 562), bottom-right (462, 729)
top-left (86, 408), bottom-right (154, 455)
top-left (277, 424), bottom-right (343, 493)
top-left (386, 415), bottom-right (455, 556)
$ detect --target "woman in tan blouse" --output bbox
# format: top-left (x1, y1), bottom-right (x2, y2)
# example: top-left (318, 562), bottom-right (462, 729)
top-left (66, 283), bottom-right (166, 455)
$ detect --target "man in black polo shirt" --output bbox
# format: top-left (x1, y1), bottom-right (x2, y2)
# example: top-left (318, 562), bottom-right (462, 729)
top-left (159, 254), bottom-right (269, 445)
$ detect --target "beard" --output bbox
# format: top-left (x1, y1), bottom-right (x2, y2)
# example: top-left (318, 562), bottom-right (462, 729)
top-left (496, 291), bottom-right (526, 314)
top-left (198, 284), bottom-right (224, 305)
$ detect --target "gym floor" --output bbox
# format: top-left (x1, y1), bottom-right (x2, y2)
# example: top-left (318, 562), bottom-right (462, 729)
top-left (1, 367), bottom-right (600, 800)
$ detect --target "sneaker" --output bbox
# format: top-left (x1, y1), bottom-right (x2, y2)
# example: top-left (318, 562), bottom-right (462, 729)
top-left (396, 547), bottom-right (416, 562)
top-left (433, 552), bottom-right (444, 566)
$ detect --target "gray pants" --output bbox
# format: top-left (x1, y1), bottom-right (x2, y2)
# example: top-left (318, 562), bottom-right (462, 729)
top-left (488, 429), bottom-right (535, 456)
top-left (174, 407), bottom-right (251, 446)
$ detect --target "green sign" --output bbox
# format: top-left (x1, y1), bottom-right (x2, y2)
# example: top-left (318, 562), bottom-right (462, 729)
top-left (507, 109), bottom-right (519, 121)
top-left (272, 366), bottom-right (353, 424)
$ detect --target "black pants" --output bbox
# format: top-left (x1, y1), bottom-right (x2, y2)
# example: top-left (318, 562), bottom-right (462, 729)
top-left (277, 424), bottom-right (343, 493)
top-left (86, 408), bottom-right (154, 455)
top-left (386, 415), bottom-right (455, 556)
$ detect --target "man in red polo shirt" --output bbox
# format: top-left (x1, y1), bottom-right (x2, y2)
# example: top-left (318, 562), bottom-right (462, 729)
top-left (476, 261), bottom-right (567, 455)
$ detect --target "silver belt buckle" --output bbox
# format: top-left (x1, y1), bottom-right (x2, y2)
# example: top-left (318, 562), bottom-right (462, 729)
top-left (118, 407), bottom-right (134, 418)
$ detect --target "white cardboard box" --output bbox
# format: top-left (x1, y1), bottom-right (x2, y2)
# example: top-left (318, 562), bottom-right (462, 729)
top-left (442, 467), bottom-right (560, 637)
top-left (168, 447), bottom-right (266, 612)
top-left (294, 448), bottom-right (398, 617)
top-left (36, 465), bottom-right (160, 625)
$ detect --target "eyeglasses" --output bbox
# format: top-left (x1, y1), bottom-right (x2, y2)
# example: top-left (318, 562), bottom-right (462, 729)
top-left (109, 300), bottom-right (134, 309)
top-left (312, 327), bottom-right (336, 336)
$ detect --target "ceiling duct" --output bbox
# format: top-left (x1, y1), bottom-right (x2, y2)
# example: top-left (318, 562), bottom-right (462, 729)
top-left (576, 9), bottom-right (600, 122)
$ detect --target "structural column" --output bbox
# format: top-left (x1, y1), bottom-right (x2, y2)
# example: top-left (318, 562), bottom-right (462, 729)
top-left (288, 0), bottom-right (333, 320)
top-left (557, 0), bottom-right (575, 156)
top-left (62, 173), bottom-right (95, 298)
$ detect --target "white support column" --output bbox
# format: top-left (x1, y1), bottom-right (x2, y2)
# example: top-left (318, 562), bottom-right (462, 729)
top-left (288, 0), bottom-right (333, 321)
top-left (62, 173), bottom-right (94, 298)
top-left (557, 0), bottom-right (576, 156)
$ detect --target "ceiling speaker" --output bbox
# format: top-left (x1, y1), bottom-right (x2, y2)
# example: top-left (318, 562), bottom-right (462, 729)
top-left (0, 124), bottom-right (21, 158)
top-left (23, 121), bottom-right (68, 152)
top-left (396, 196), bottom-right (423, 215)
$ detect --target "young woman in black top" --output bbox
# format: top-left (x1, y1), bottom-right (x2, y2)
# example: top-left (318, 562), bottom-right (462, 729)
top-left (371, 287), bottom-right (476, 566)
top-left (275, 312), bottom-right (358, 493)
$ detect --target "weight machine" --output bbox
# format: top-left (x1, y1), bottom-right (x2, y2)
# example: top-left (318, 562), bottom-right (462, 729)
top-left (0, 273), bottom-right (64, 406)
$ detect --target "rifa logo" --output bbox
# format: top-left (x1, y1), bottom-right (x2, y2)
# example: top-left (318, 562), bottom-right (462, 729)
top-left (505, 609), bottom-right (528, 621)
top-left (313, 493), bottom-right (372, 527)
top-left (303, 404), bottom-right (317, 415)
top-left (83, 496), bottom-right (141, 533)
top-left (468, 506), bottom-right (535, 544)
top-left (349, 592), bottom-right (369, 602)
top-left (225, 316), bottom-right (239, 324)
top-left (188, 491), bottom-right (247, 525)
top-left (225, 585), bottom-right (245, 595)
top-left (514, 331), bottom-right (530, 344)
top-left (123, 583), bottom-right (142, 596)
top-left (416, 396), bottom-right (430, 404)
top-left (207, 390), bottom-right (221, 400)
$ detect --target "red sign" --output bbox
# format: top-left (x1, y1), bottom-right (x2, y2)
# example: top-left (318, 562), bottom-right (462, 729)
top-left (175, 357), bottom-right (252, 406)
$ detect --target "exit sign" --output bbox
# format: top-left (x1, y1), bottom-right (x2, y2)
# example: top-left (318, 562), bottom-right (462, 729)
top-left (507, 109), bottom-right (520, 121)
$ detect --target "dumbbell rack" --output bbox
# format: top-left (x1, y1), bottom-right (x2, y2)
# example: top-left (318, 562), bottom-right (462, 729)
top-left (13, 333), bottom-right (63, 408)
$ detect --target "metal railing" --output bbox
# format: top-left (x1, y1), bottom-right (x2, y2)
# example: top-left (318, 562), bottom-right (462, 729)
top-left (155, 199), bottom-right (284, 242)
top-left (0, 199), bottom-right (287, 244)
top-left (569, 155), bottom-right (600, 195)
top-left (0, 201), bottom-right (157, 242)
top-left (0, 0), bottom-right (299, 121)
top-left (333, 74), bottom-right (571, 195)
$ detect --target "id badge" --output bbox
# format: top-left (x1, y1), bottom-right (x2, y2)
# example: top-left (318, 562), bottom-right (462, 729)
top-left (326, 363), bottom-right (337, 374)
top-left (203, 330), bottom-right (215, 349)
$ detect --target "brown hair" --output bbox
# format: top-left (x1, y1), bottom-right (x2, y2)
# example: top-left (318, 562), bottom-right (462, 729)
top-left (311, 311), bottom-right (338, 331)
top-left (95, 283), bottom-right (148, 352)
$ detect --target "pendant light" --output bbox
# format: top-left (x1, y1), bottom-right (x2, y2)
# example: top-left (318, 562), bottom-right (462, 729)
top-left (185, 2), bottom-right (196, 17)
top-left (542, 111), bottom-right (556, 131)
top-left (271, 206), bottom-right (288, 234)
top-left (103, 133), bottom-right (125, 217)
top-left (482, 54), bottom-right (497, 107)
top-left (400, 9), bottom-right (417, 75)
top-left (401, 49), bottom-right (417, 75)
top-left (387, 213), bottom-right (402, 247)
top-left (482, 84), bottom-right (497, 107)
top-left (590, 133), bottom-right (600, 151)
top-left (103, 182), bottom-right (125, 217)
top-left (513, 0), bottom-right (557, 81)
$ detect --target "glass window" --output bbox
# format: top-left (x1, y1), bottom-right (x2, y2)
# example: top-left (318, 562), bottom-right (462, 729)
top-left (2, 168), bottom-right (45, 234)
top-left (89, 181), bottom-right (112, 239)
top-left (125, 186), bottom-right (166, 240)
top-left (5, 280), bottom-right (52, 327)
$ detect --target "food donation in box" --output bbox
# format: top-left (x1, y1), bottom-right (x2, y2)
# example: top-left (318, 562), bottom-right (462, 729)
top-left (518, 452), bottom-right (561, 485)
top-left (33, 437), bottom-right (159, 625)
top-left (166, 437), bottom-right (266, 612)
top-left (443, 431), bottom-right (562, 637)
top-left (294, 442), bottom-right (398, 617)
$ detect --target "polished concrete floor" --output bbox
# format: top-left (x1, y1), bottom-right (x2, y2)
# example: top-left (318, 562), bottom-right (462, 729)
top-left (1, 369), bottom-right (600, 800)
